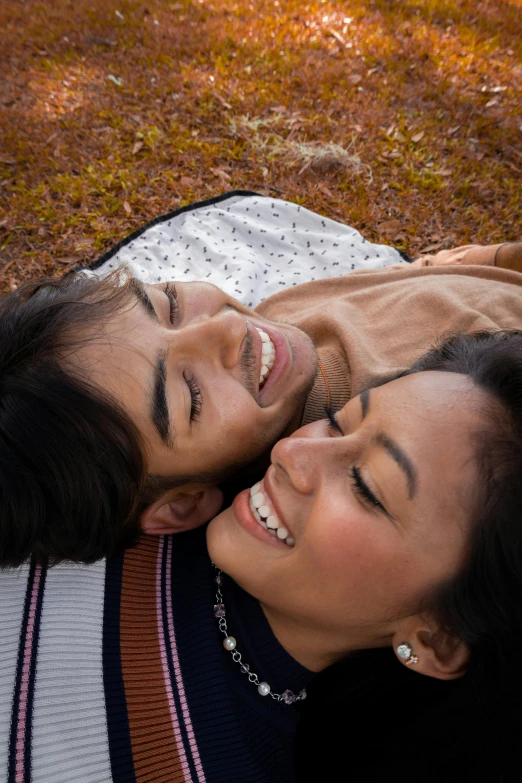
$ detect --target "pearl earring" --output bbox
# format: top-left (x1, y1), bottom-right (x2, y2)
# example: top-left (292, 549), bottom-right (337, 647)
top-left (396, 642), bottom-right (419, 666)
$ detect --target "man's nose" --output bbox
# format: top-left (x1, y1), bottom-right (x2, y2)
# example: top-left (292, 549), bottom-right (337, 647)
top-left (170, 308), bottom-right (246, 369)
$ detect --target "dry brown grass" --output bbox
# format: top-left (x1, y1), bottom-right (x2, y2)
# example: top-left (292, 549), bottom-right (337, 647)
top-left (1, 0), bottom-right (521, 290)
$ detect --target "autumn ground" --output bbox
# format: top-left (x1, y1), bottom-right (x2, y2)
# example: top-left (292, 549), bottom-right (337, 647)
top-left (1, 0), bottom-right (521, 290)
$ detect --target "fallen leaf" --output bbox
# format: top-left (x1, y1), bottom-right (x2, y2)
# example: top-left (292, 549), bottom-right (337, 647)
top-left (57, 255), bottom-right (82, 265)
top-left (377, 219), bottom-right (402, 238)
top-left (327, 28), bottom-right (346, 46)
top-left (434, 168), bottom-right (453, 176)
top-left (0, 157), bottom-right (17, 165)
top-left (411, 131), bottom-right (425, 143)
top-left (348, 73), bottom-right (362, 85)
top-left (420, 242), bottom-right (444, 253)
top-left (212, 168), bottom-right (231, 180)
top-left (123, 201), bottom-right (132, 214)
top-left (485, 98), bottom-right (499, 108)
top-left (317, 183), bottom-right (334, 198)
top-left (215, 94), bottom-right (232, 109)
top-left (179, 176), bottom-right (195, 188)
top-left (447, 125), bottom-right (460, 136)
top-left (132, 141), bottom-right (143, 155)
top-left (75, 238), bottom-right (95, 250)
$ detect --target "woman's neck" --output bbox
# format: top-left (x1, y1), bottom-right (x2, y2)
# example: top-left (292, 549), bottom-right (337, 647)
top-left (260, 602), bottom-right (393, 672)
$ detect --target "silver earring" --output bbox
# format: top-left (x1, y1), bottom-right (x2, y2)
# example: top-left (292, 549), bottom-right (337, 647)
top-left (396, 642), bottom-right (419, 666)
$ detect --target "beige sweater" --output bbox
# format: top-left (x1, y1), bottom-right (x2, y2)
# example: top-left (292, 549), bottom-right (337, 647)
top-left (256, 245), bottom-right (522, 424)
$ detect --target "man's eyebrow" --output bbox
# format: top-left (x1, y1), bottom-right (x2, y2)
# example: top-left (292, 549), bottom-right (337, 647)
top-left (152, 352), bottom-right (174, 448)
top-left (130, 278), bottom-right (159, 322)
top-left (360, 388), bottom-right (417, 500)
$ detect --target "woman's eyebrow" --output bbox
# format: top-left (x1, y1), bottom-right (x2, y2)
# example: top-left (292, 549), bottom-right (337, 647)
top-left (360, 388), bottom-right (417, 499)
top-left (376, 432), bottom-right (417, 499)
top-left (360, 388), bottom-right (370, 418)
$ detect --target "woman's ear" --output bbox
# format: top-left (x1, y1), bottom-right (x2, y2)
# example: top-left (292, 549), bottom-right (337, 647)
top-left (392, 617), bottom-right (469, 681)
top-left (140, 486), bottom-right (224, 535)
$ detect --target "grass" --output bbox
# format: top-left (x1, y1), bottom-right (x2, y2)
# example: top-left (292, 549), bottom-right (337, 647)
top-left (0, 0), bottom-right (521, 289)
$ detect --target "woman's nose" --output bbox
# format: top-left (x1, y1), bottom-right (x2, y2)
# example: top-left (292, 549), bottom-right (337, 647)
top-left (170, 309), bottom-right (247, 369)
top-left (271, 431), bottom-right (332, 496)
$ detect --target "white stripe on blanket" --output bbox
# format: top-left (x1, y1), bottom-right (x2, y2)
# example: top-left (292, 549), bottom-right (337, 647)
top-left (32, 560), bottom-right (112, 783)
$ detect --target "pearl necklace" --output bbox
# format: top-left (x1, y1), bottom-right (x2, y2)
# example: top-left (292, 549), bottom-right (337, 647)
top-left (212, 565), bottom-right (307, 705)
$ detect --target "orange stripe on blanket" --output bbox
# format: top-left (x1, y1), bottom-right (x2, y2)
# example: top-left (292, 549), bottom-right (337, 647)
top-left (120, 535), bottom-right (187, 783)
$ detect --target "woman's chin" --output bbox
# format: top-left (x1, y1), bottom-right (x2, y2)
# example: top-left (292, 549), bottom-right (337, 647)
top-left (206, 507), bottom-right (235, 570)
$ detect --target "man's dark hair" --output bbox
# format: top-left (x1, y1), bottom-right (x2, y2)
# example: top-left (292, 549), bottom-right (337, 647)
top-left (0, 270), bottom-right (147, 566)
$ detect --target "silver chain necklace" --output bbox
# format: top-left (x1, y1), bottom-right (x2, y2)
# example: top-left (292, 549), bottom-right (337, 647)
top-left (212, 566), bottom-right (307, 705)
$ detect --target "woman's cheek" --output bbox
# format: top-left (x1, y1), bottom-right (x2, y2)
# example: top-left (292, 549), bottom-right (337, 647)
top-left (307, 507), bottom-right (372, 572)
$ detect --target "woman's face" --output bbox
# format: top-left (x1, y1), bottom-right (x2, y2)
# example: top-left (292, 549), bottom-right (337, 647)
top-left (207, 371), bottom-right (485, 656)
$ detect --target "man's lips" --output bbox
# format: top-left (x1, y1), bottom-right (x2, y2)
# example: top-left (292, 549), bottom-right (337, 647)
top-left (240, 321), bottom-right (260, 400)
top-left (251, 320), bottom-right (290, 403)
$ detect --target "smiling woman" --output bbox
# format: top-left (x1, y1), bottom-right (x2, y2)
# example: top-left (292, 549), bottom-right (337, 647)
top-left (207, 330), bottom-right (522, 779)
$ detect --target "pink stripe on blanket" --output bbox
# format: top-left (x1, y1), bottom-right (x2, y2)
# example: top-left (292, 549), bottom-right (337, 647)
top-left (155, 537), bottom-right (192, 780)
top-left (165, 536), bottom-right (207, 783)
top-left (15, 562), bottom-right (43, 783)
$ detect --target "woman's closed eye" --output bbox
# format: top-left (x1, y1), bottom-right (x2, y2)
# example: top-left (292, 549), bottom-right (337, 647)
top-left (163, 282), bottom-right (181, 324)
top-left (325, 406), bottom-right (388, 515)
top-left (350, 466), bottom-right (385, 512)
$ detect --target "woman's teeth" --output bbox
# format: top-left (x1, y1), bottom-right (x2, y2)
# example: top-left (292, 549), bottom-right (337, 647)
top-left (255, 328), bottom-right (276, 387)
top-left (249, 482), bottom-right (295, 547)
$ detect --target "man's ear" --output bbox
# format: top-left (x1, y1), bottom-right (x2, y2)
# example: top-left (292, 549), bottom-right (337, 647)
top-left (392, 616), bottom-right (469, 681)
top-left (140, 486), bottom-right (224, 535)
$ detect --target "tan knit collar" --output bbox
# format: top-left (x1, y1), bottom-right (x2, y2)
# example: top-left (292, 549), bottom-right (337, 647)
top-left (301, 347), bottom-right (350, 426)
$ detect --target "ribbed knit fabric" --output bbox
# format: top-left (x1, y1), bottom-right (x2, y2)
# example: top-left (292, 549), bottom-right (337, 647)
top-left (0, 529), bottom-right (311, 783)
top-left (257, 261), bottom-right (522, 420)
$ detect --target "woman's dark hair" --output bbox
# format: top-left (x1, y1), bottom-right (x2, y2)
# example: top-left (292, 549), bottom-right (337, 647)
top-left (295, 330), bottom-right (522, 781)
top-left (0, 269), bottom-right (147, 567)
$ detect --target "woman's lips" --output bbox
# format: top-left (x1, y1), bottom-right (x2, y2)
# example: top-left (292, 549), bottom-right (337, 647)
top-left (249, 478), bottom-right (295, 546)
top-left (232, 488), bottom-right (289, 549)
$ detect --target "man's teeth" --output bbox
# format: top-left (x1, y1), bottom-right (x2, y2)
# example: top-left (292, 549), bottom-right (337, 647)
top-left (256, 328), bottom-right (276, 387)
top-left (249, 483), bottom-right (295, 547)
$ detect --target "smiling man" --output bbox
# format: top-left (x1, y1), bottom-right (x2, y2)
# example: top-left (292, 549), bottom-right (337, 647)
top-left (0, 225), bottom-right (521, 566)
top-left (70, 276), bottom-right (319, 535)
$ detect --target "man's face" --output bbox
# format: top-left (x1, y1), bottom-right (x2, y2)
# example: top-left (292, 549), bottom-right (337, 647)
top-left (72, 280), bottom-right (317, 484)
